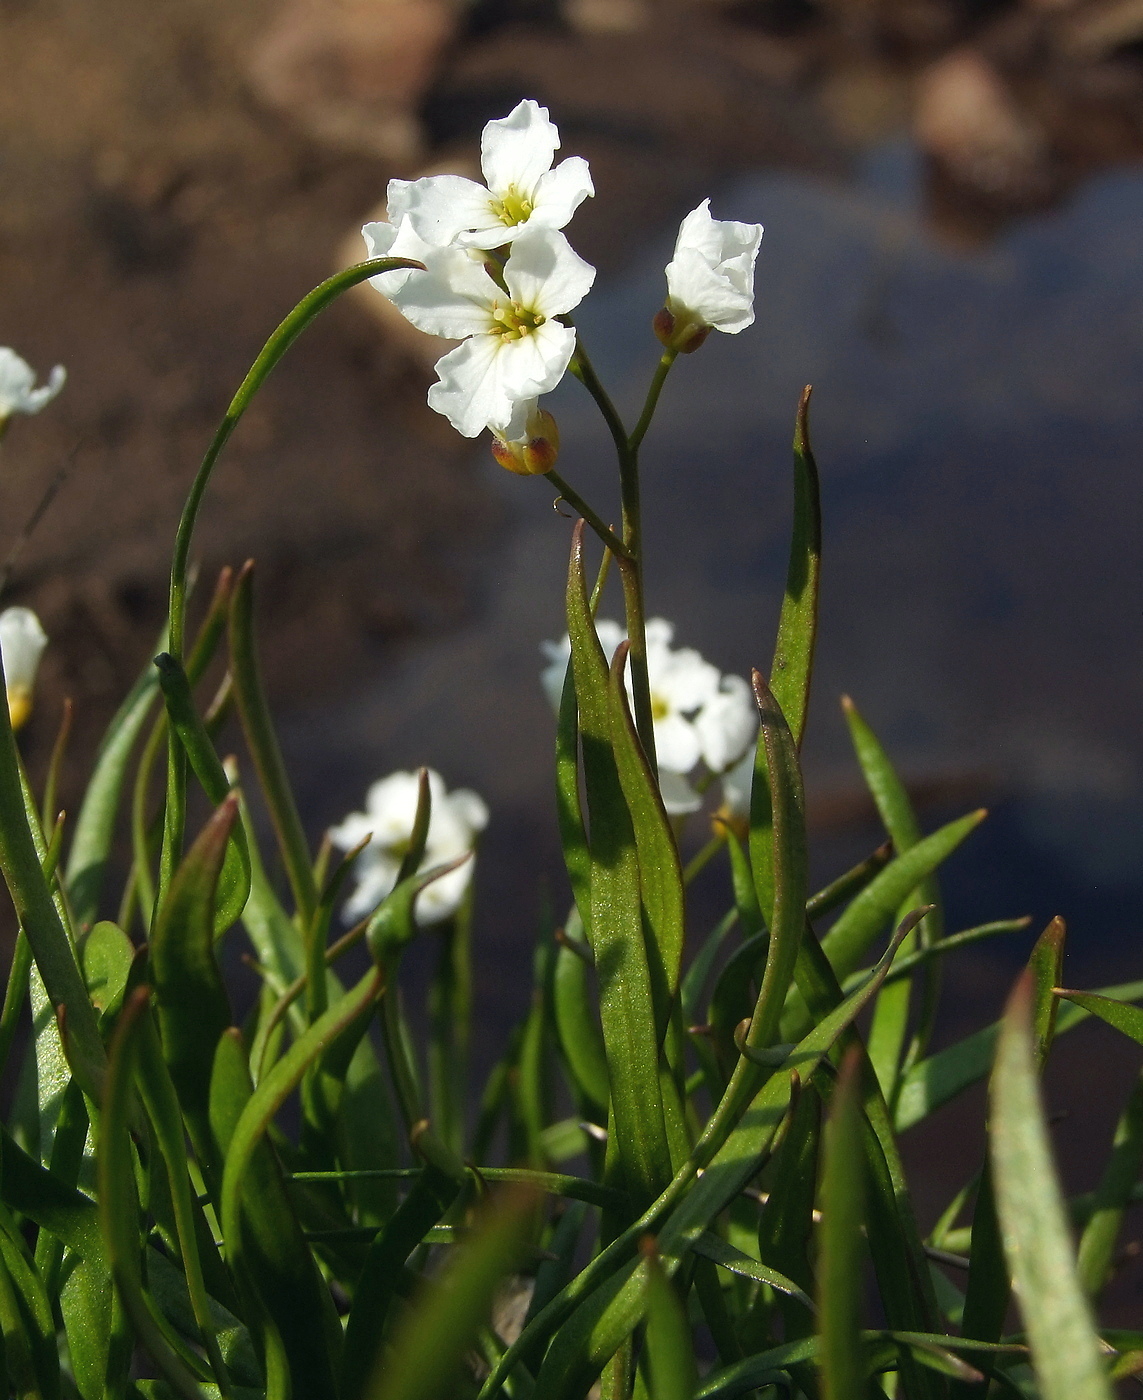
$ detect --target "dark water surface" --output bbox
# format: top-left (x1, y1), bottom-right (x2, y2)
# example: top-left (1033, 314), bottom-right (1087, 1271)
top-left (285, 138), bottom-right (1143, 1040)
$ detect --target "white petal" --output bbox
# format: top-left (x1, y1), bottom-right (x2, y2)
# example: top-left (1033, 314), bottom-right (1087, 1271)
top-left (664, 200), bottom-right (763, 334)
top-left (644, 618), bottom-right (675, 651)
top-left (721, 750), bottom-right (754, 821)
top-left (413, 855), bottom-right (474, 925)
top-left (342, 854), bottom-right (400, 923)
top-left (530, 157), bottom-right (594, 229)
top-left (428, 337), bottom-right (510, 438)
top-left (374, 234), bottom-right (500, 340)
top-left (660, 770), bottom-right (702, 816)
top-left (695, 674), bottom-right (758, 772)
top-left (0, 349), bottom-right (65, 418)
top-left (654, 712), bottom-right (702, 774)
top-left (446, 788), bottom-right (490, 837)
top-left (504, 228), bottom-right (595, 318)
top-left (481, 100), bottom-right (559, 199)
top-left (650, 646), bottom-right (721, 715)
top-left (387, 174), bottom-right (503, 247)
top-left (0, 608), bottom-right (47, 691)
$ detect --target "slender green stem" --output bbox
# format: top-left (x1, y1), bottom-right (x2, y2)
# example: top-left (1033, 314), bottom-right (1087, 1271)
top-left (628, 349), bottom-right (677, 454)
top-left (165, 257), bottom-right (422, 663)
top-left (569, 340), bottom-right (629, 467)
top-left (0, 656), bottom-right (106, 1099)
top-left (157, 257), bottom-right (421, 909)
top-left (571, 336), bottom-right (658, 766)
top-left (545, 471), bottom-right (630, 560)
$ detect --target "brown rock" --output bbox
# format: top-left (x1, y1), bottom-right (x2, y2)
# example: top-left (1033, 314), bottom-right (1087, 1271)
top-left (247, 0), bottom-right (456, 161)
top-left (914, 48), bottom-right (1054, 203)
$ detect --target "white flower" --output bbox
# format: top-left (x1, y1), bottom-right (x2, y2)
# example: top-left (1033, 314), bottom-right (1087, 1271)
top-left (364, 220), bottom-right (595, 439)
top-left (387, 100), bottom-right (593, 251)
top-left (657, 200), bottom-right (763, 349)
top-left (694, 673), bottom-right (758, 773)
top-left (720, 748), bottom-right (754, 823)
top-left (330, 768), bottom-right (489, 926)
top-left (0, 350), bottom-right (66, 425)
top-left (643, 619), bottom-right (721, 775)
top-left (540, 617), bottom-right (753, 816)
top-left (0, 607), bottom-right (48, 731)
top-left (540, 618), bottom-right (626, 709)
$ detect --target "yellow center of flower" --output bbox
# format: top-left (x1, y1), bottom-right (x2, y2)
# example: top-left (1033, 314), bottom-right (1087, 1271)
top-left (489, 302), bottom-right (546, 341)
top-left (490, 185), bottom-right (535, 227)
top-left (651, 693), bottom-right (670, 722)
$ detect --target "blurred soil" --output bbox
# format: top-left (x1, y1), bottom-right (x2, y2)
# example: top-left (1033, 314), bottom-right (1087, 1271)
top-left (2, 0), bottom-right (1143, 776)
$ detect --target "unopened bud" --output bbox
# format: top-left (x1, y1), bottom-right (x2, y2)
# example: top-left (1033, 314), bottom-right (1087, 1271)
top-left (490, 407), bottom-right (561, 476)
top-left (653, 304), bottom-right (711, 355)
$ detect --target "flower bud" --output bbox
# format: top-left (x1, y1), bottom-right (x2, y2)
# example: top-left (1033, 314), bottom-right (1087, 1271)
top-left (0, 607), bottom-right (48, 731)
top-left (653, 305), bottom-right (711, 355)
top-left (490, 405), bottom-right (561, 476)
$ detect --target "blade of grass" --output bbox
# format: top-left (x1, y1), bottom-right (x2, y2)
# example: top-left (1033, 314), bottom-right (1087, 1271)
top-left (989, 971), bottom-right (1113, 1400)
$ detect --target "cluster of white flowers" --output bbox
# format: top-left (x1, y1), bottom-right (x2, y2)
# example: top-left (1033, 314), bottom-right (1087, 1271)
top-left (0, 348), bottom-right (66, 431)
top-left (540, 618), bottom-right (757, 815)
top-left (363, 100), bottom-right (763, 456)
top-left (0, 607), bottom-right (48, 732)
top-left (330, 768), bottom-right (489, 926)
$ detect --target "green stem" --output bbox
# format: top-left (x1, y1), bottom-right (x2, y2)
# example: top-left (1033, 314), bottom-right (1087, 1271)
top-left (628, 350), bottom-right (677, 454)
top-left (544, 471), bottom-right (630, 560)
top-left (165, 257), bottom-right (422, 663)
top-left (571, 337), bottom-right (658, 767)
top-left (157, 256), bottom-right (422, 908)
top-left (0, 662), bottom-right (106, 1100)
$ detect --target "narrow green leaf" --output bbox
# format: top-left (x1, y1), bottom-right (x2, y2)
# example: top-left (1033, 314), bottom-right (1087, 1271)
top-left (806, 841), bottom-right (894, 920)
top-left (552, 934), bottom-right (609, 1115)
top-left (769, 384), bottom-right (821, 751)
top-left (692, 1229), bottom-right (814, 1312)
top-left (1076, 1067), bottom-right (1143, 1299)
top-left (80, 920), bottom-right (134, 1020)
top-left (1056, 988), bottom-right (1143, 1046)
top-left (956, 916), bottom-right (1067, 1387)
top-left (133, 1006), bottom-right (232, 1394)
top-left (741, 671), bottom-right (808, 1060)
top-left (641, 1239), bottom-right (698, 1400)
top-left (756, 1082), bottom-right (820, 1335)
top-left (229, 561), bottom-right (318, 926)
top-left (990, 971), bottom-right (1113, 1400)
top-left (98, 989), bottom-right (212, 1400)
top-left (154, 653), bottom-right (250, 934)
top-left (340, 1164), bottom-right (462, 1400)
top-left (819, 809), bottom-right (984, 985)
top-left (66, 655), bottom-right (162, 927)
top-left (150, 800), bottom-right (235, 1192)
top-left (609, 642), bottom-right (685, 1036)
top-left (843, 695), bottom-right (945, 1099)
top-left (896, 977), bottom-right (1143, 1132)
top-left (818, 1048), bottom-right (868, 1400)
top-left (566, 521), bottom-right (670, 1209)
top-left (364, 1189), bottom-right (536, 1400)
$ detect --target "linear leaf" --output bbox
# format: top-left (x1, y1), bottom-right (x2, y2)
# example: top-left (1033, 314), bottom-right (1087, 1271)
top-left (150, 799), bottom-right (235, 1194)
top-left (990, 972), bottom-right (1113, 1400)
top-left (566, 521), bottom-right (670, 1209)
top-left (641, 1240), bottom-right (698, 1400)
top-left (363, 1189), bottom-right (535, 1400)
top-left (769, 384), bottom-right (821, 750)
top-left (818, 1048), bottom-right (867, 1400)
top-left (1077, 1067), bottom-right (1143, 1298)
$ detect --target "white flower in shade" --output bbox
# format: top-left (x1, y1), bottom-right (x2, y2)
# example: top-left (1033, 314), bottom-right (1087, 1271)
top-left (0, 350), bottom-right (66, 425)
top-left (540, 617), bottom-right (737, 816)
top-left (643, 619), bottom-right (721, 775)
top-left (695, 673), bottom-right (758, 773)
top-left (0, 607), bottom-right (48, 731)
top-left (720, 747), bottom-right (754, 823)
top-left (364, 220), bottom-right (595, 439)
top-left (656, 200), bottom-right (763, 352)
top-left (387, 100), bottom-right (593, 250)
top-left (330, 768), bottom-right (489, 926)
top-left (540, 618), bottom-right (626, 709)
